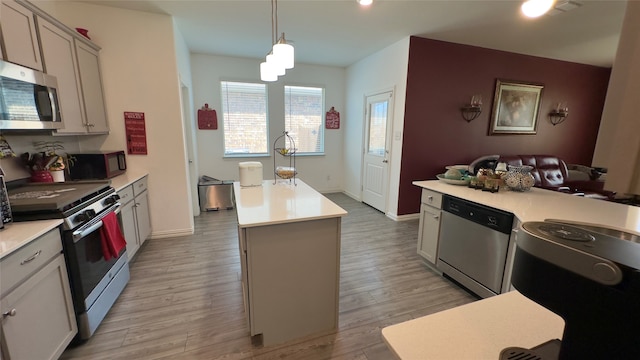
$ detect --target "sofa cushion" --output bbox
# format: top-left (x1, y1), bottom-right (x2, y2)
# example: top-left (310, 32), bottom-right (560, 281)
top-left (498, 155), bottom-right (568, 189)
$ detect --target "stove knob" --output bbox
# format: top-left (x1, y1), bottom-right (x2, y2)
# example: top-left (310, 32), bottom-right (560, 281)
top-left (75, 209), bottom-right (96, 223)
top-left (104, 195), bottom-right (120, 206)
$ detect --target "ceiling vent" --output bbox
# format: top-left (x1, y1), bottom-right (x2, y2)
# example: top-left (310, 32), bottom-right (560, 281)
top-left (547, 0), bottom-right (582, 16)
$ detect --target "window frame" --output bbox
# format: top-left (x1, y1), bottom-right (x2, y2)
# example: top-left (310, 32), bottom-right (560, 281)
top-left (220, 80), bottom-right (270, 158)
top-left (283, 84), bottom-right (326, 156)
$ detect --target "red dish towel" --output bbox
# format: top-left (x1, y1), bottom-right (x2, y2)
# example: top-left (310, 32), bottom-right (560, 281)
top-left (100, 212), bottom-right (127, 261)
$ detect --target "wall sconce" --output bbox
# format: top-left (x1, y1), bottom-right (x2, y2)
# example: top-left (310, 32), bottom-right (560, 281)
top-left (549, 103), bottom-right (569, 125)
top-left (460, 95), bottom-right (482, 122)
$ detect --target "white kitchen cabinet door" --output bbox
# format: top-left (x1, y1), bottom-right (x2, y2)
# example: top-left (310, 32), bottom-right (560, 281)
top-left (134, 191), bottom-right (151, 246)
top-left (120, 197), bottom-right (140, 261)
top-left (37, 16), bottom-right (86, 134)
top-left (0, 0), bottom-right (42, 70)
top-left (0, 254), bottom-right (77, 360)
top-left (417, 204), bottom-right (441, 266)
top-left (75, 40), bottom-right (109, 134)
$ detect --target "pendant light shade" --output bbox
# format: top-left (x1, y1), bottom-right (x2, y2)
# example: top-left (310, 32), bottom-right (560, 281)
top-left (267, 53), bottom-right (285, 76)
top-left (273, 34), bottom-right (294, 70)
top-left (260, 61), bottom-right (277, 82)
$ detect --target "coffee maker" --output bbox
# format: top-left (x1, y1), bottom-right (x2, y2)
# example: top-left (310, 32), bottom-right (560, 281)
top-left (506, 220), bottom-right (640, 360)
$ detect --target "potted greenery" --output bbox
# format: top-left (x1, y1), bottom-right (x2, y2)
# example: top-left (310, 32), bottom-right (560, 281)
top-left (33, 141), bottom-right (75, 182)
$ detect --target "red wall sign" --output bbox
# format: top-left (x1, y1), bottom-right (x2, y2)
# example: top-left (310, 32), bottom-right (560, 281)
top-left (197, 103), bottom-right (218, 130)
top-left (326, 107), bottom-right (340, 129)
top-left (124, 111), bottom-right (148, 155)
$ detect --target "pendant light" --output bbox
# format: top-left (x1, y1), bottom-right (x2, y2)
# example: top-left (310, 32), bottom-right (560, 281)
top-left (260, 0), bottom-right (294, 82)
top-left (260, 61), bottom-right (277, 82)
top-left (273, 33), bottom-right (294, 70)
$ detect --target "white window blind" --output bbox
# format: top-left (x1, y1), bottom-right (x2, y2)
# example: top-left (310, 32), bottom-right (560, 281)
top-left (284, 86), bottom-right (324, 154)
top-left (221, 81), bottom-right (268, 155)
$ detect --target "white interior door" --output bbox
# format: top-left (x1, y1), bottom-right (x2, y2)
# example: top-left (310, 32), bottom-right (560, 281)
top-left (362, 91), bottom-right (393, 212)
top-left (181, 83), bottom-right (199, 217)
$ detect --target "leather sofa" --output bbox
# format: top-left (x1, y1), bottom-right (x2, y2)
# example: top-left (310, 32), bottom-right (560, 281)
top-left (496, 155), bottom-right (615, 200)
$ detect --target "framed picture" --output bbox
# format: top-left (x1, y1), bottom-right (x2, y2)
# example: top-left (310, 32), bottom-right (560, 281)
top-left (489, 79), bottom-right (544, 135)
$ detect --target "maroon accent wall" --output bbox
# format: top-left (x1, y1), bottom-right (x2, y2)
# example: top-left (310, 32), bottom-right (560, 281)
top-left (398, 36), bottom-right (611, 215)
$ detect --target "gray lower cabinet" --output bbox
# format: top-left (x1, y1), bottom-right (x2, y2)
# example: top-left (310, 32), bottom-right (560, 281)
top-left (0, 228), bottom-right (77, 360)
top-left (417, 188), bottom-right (443, 269)
top-left (118, 177), bottom-right (151, 261)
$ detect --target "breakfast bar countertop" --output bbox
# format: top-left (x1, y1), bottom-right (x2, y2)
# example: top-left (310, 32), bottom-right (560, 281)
top-left (382, 290), bottom-right (564, 359)
top-left (413, 180), bottom-right (640, 235)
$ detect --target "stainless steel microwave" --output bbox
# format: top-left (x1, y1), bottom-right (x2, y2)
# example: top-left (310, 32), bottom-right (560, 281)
top-left (68, 151), bottom-right (127, 180)
top-left (0, 59), bottom-right (63, 130)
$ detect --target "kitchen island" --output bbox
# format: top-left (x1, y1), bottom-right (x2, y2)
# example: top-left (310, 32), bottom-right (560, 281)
top-left (233, 179), bottom-right (347, 346)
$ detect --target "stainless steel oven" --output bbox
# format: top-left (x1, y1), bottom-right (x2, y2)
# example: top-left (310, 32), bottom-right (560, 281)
top-left (60, 201), bottom-right (130, 340)
top-left (7, 181), bottom-right (130, 340)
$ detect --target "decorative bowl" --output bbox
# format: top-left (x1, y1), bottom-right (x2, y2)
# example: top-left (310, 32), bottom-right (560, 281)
top-left (436, 174), bottom-right (471, 185)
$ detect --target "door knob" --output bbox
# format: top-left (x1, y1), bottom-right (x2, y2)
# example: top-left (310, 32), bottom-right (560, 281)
top-left (2, 309), bottom-right (17, 318)
top-left (382, 159), bottom-right (388, 163)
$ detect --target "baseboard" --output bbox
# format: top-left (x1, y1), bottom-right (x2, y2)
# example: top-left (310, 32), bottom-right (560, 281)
top-left (389, 212), bottom-right (420, 221)
top-left (149, 228), bottom-right (194, 239)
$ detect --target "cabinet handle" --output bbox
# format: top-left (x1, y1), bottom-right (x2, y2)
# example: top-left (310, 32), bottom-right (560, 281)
top-left (433, 215), bottom-right (439, 220)
top-left (2, 309), bottom-right (17, 318)
top-left (427, 196), bottom-right (433, 202)
top-left (20, 250), bottom-right (42, 265)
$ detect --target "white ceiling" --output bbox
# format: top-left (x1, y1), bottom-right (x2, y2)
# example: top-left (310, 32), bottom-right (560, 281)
top-left (74, 0), bottom-right (627, 68)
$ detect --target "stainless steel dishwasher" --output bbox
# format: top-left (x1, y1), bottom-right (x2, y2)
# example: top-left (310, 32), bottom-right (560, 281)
top-left (437, 195), bottom-right (514, 298)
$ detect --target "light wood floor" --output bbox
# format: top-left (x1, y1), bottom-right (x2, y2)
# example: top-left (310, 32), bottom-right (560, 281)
top-left (61, 193), bottom-right (477, 360)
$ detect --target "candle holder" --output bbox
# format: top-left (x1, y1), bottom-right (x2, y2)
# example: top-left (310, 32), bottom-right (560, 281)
top-left (460, 95), bottom-right (482, 122)
top-left (549, 104), bottom-right (569, 125)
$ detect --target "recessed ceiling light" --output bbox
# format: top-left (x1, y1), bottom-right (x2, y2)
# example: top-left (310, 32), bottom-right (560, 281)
top-left (357, 0), bottom-right (373, 6)
top-left (521, 0), bottom-right (555, 18)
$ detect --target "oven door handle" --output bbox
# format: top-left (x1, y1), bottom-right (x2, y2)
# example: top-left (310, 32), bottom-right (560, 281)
top-left (72, 203), bottom-right (121, 242)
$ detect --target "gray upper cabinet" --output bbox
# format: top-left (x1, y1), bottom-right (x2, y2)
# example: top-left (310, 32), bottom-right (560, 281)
top-left (0, 0), bottom-right (42, 71)
top-left (75, 40), bottom-right (109, 134)
top-left (37, 16), bottom-right (87, 134)
top-left (1, 0), bottom-right (109, 135)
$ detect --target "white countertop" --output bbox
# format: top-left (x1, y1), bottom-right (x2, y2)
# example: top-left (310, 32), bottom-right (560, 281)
top-left (0, 219), bottom-right (63, 259)
top-left (414, 180), bottom-right (640, 235)
top-left (234, 179), bottom-right (347, 227)
top-left (382, 291), bottom-right (564, 359)
top-left (109, 169), bottom-right (148, 191)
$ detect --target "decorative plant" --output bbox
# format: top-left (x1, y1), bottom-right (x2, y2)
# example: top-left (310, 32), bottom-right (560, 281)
top-left (33, 141), bottom-right (75, 172)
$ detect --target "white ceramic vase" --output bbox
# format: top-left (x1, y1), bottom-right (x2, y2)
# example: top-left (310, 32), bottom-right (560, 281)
top-left (51, 170), bottom-right (65, 182)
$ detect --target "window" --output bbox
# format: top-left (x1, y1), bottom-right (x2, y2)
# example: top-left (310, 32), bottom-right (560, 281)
top-left (221, 81), bottom-right (268, 155)
top-left (284, 86), bottom-right (324, 154)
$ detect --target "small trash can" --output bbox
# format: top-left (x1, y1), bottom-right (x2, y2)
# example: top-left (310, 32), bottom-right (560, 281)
top-left (198, 176), bottom-right (235, 211)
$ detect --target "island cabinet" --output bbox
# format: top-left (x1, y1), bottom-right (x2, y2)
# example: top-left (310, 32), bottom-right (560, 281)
top-left (234, 180), bottom-right (347, 346)
top-left (417, 188), bottom-right (442, 270)
top-left (118, 176), bottom-right (151, 261)
top-left (0, 227), bottom-right (77, 360)
top-left (0, 0), bottom-right (43, 71)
